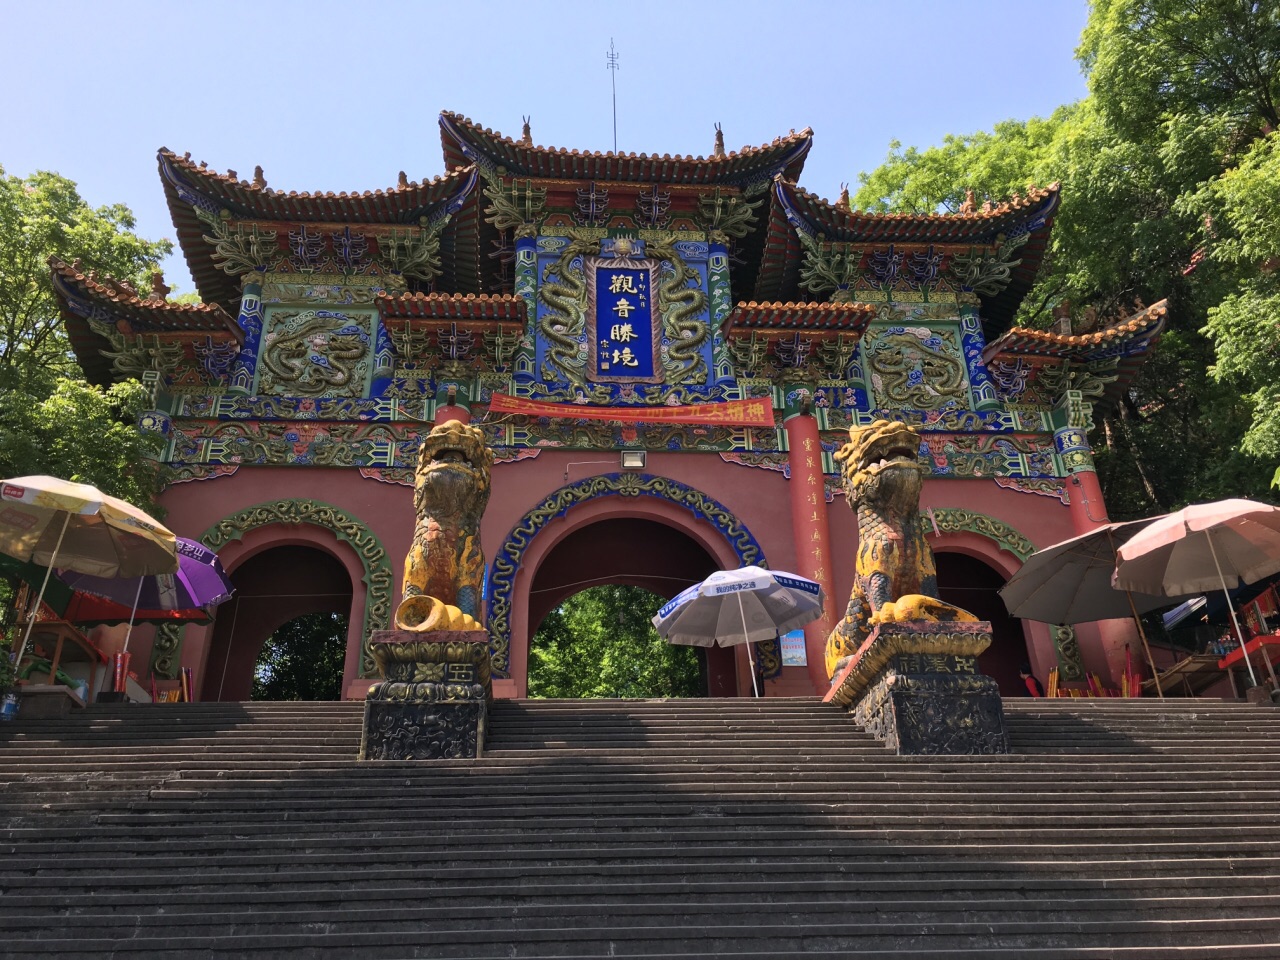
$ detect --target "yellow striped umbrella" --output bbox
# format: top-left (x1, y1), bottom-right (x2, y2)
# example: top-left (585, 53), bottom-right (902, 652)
top-left (0, 476), bottom-right (177, 670)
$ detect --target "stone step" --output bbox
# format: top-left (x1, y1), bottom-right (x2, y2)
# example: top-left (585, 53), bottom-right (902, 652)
top-left (5, 916), bottom-right (1280, 958)
top-left (5, 893), bottom-right (1280, 938)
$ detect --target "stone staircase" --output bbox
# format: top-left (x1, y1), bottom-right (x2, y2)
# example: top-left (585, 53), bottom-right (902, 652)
top-left (2, 697), bottom-right (1280, 957)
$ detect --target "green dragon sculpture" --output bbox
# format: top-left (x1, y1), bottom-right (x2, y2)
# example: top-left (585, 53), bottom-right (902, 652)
top-left (648, 240), bottom-right (709, 386)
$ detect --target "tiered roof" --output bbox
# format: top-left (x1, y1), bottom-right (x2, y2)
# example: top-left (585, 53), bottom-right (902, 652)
top-left (756, 179), bottom-right (1060, 335)
top-left (50, 256), bottom-right (241, 385)
top-left (982, 300), bottom-right (1168, 405)
top-left (158, 150), bottom-right (482, 309)
top-left (439, 112), bottom-right (812, 185)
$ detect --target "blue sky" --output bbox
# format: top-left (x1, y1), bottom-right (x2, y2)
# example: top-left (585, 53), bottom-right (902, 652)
top-left (4, 0), bottom-right (1090, 292)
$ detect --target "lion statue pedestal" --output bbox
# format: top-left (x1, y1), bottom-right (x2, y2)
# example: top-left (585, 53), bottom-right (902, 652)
top-left (823, 620), bottom-right (1008, 755)
top-left (359, 628), bottom-right (492, 760)
top-left (824, 420), bottom-right (1008, 755)
top-left (359, 420), bottom-right (495, 761)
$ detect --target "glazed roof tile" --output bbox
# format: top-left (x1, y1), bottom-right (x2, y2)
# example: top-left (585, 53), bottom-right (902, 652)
top-left (375, 291), bottom-right (526, 323)
top-left (439, 112), bottom-right (813, 185)
top-left (981, 300), bottom-right (1168, 365)
top-left (777, 179), bottom-right (1061, 244)
top-left (158, 149), bottom-right (477, 224)
top-left (723, 300), bottom-right (878, 336)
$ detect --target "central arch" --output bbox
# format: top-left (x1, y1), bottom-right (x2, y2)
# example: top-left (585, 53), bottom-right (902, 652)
top-left (488, 473), bottom-right (771, 698)
top-left (528, 519), bottom-right (738, 697)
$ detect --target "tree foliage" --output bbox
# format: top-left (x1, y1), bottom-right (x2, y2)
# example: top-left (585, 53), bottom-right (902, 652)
top-left (852, 0), bottom-right (1280, 516)
top-left (528, 585), bottom-right (702, 698)
top-left (0, 166), bottom-right (171, 384)
top-left (252, 613), bottom-right (348, 701)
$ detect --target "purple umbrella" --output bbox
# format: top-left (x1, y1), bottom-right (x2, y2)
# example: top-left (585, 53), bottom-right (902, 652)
top-left (58, 538), bottom-right (235, 651)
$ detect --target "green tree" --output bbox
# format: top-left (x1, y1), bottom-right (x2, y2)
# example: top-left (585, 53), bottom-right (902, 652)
top-left (851, 0), bottom-right (1280, 517)
top-left (0, 166), bottom-right (171, 384)
top-left (528, 585), bottom-right (702, 698)
top-left (252, 613), bottom-right (348, 701)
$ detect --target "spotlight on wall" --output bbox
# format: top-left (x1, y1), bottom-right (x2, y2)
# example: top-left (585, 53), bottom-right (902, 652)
top-left (620, 450), bottom-right (646, 471)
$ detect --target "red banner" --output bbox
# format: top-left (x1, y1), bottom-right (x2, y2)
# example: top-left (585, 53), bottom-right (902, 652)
top-left (486, 393), bottom-right (775, 427)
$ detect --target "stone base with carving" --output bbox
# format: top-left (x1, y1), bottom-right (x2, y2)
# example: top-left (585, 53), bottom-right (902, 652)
top-left (358, 629), bottom-right (492, 761)
top-left (823, 620), bottom-right (1009, 756)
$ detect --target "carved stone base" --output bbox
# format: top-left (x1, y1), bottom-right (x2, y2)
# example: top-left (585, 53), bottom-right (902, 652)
top-left (360, 699), bottom-right (486, 760)
top-left (358, 629), bottom-right (491, 761)
top-left (824, 620), bottom-right (1009, 756)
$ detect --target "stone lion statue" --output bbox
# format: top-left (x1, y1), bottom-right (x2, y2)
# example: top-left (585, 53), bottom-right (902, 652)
top-left (824, 419), bottom-right (975, 678)
top-left (394, 419), bottom-right (494, 633)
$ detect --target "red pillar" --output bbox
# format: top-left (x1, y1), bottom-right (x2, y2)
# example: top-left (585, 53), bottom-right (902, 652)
top-left (783, 403), bottom-right (837, 695)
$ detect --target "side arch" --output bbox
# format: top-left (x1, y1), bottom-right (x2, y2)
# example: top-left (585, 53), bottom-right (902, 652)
top-left (487, 473), bottom-right (772, 682)
top-left (923, 507), bottom-right (1085, 680)
top-left (199, 499), bottom-right (395, 676)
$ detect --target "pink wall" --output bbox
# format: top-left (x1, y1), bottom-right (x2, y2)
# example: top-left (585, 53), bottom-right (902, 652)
top-left (149, 456), bottom-right (1135, 701)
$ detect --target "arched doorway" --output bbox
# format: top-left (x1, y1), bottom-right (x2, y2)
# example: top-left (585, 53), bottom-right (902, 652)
top-left (201, 544), bottom-right (353, 701)
top-left (492, 478), bottom-right (768, 698)
top-left (526, 518), bottom-right (737, 697)
top-left (935, 551), bottom-right (1027, 696)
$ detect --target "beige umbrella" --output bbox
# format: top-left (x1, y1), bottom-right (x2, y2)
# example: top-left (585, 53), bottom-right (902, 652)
top-left (1115, 498), bottom-right (1280, 688)
top-left (998, 518), bottom-right (1189, 698)
top-left (0, 476), bottom-right (178, 671)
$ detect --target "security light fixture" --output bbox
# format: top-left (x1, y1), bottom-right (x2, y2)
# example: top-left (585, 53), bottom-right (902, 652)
top-left (620, 451), bottom-right (646, 470)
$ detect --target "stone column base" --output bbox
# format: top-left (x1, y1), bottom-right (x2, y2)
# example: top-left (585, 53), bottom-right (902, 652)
top-left (358, 629), bottom-right (491, 761)
top-left (824, 620), bottom-right (1009, 755)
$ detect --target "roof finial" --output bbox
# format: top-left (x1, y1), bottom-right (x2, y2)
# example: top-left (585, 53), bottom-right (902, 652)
top-left (959, 189), bottom-right (976, 214)
top-left (398, 171), bottom-right (409, 189)
top-left (713, 122), bottom-right (725, 158)
top-left (520, 115), bottom-right (532, 146)
top-left (980, 198), bottom-right (994, 214)
top-left (253, 166), bottom-right (266, 189)
top-left (71, 258), bottom-right (83, 272)
top-left (838, 182), bottom-right (850, 209)
top-left (150, 270), bottom-right (171, 302)
top-left (226, 169), bottom-right (237, 181)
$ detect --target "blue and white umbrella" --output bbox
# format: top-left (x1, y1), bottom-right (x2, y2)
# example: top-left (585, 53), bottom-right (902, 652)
top-left (652, 565), bottom-right (826, 696)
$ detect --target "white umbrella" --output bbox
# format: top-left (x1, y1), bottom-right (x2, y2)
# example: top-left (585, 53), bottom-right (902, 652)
top-left (0, 476), bottom-right (178, 672)
top-left (652, 565), bottom-right (826, 697)
top-left (1115, 498), bottom-right (1280, 688)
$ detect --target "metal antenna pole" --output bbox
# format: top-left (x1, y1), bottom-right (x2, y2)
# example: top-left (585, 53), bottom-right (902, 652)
top-left (607, 38), bottom-right (619, 153)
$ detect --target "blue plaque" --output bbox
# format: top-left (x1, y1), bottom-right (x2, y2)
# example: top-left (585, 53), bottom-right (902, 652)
top-left (587, 257), bottom-right (661, 384)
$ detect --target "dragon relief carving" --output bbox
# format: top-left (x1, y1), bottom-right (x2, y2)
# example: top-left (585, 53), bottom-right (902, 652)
top-left (394, 420), bottom-right (494, 634)
top-left (537, 237), bottom-right (597, 384)
top-left (825, 420), bottom-right (977, 679)
top-left (865, 327), bottom-right (968, 409)
top-left (258, 310), bottom-right (370, 397)
top-left (648, 240), bottom-right (709, 386)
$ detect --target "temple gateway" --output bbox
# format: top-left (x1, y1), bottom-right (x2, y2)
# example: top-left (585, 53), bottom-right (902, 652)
top-left (51, 113), bottom-right (1165, 700)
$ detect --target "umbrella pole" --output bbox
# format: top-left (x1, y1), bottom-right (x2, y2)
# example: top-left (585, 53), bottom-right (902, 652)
top-left (1123, 590), bottom-right (1164, 699)
top-left (120, 577), bottom-right (145, 655)
top-left (1108, 529), bottom-right (1163, 699)
top-left (12, 513), bottom-right (71, 671)
top-left (737, 593), bottom-right (760, 698)
top-left (1207, 531), bottom-right (1259, 687)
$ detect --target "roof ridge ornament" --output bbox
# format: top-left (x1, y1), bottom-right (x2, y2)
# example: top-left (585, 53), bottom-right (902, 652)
top-left (713, 123), bottom-right (725, 159)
